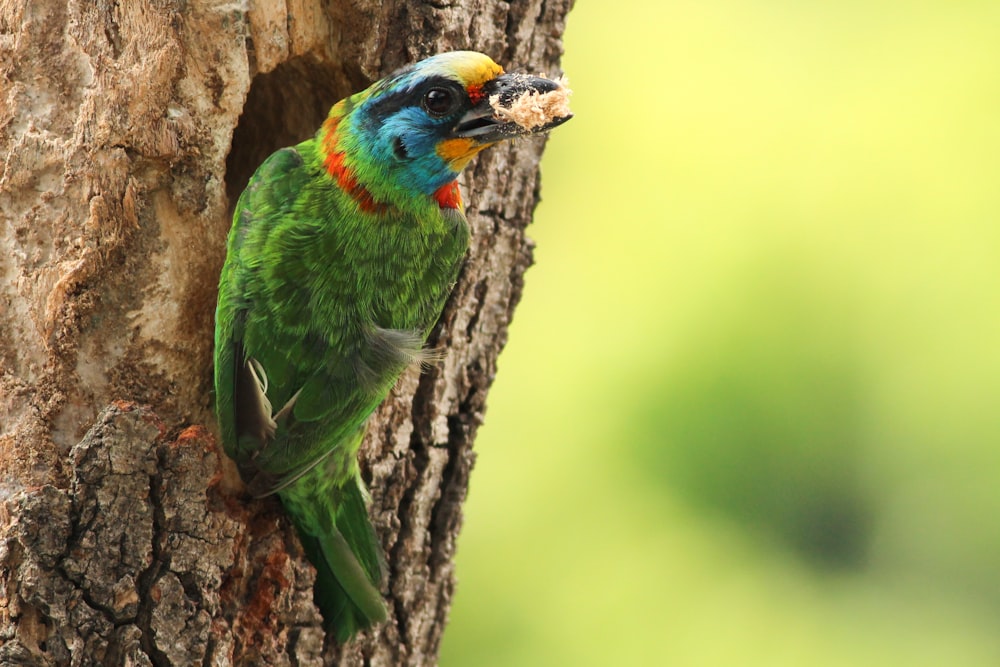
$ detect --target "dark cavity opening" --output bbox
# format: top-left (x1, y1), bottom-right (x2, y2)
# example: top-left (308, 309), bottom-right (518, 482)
top-left (225, 56), bottom-right (362, 214)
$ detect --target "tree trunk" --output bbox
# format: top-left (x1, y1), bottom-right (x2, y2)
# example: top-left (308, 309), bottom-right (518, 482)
top-left (0, 1), bottom-right (572, 664)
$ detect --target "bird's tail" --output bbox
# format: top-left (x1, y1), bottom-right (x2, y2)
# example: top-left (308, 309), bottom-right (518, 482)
top-left (282, 467), bottom-right (388, 642)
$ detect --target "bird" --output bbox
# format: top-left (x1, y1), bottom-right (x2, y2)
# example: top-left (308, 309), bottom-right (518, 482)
top-left (214, 50), bottom-right (571, 641)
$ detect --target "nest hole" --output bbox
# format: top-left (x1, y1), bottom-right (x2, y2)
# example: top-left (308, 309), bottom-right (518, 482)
top-left (225, 57), bottom-right (360, 212)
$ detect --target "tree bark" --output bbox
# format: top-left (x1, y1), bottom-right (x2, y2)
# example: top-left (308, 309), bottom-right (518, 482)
top-left (0, 1), bottom-right (572, 665)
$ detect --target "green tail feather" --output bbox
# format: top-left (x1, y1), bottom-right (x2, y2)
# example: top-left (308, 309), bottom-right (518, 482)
top-left (283, 472), bottom-right (387, 642)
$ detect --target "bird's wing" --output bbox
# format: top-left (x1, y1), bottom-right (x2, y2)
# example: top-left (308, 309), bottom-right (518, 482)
top-left (239, 324), bottom-right (430, 497)
top-left (215, 146), bottom-right (314, 464)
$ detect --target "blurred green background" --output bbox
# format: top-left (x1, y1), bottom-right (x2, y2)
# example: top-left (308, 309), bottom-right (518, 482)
top-left (442, 1), bottom-right (1000, 665)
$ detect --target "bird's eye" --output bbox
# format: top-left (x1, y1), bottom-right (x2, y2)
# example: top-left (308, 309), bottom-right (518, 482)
top-left (423, 88), bottom-right (456, 116)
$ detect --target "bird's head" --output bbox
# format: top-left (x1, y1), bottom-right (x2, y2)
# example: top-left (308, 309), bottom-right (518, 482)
top-left (322, 51), bottom-right (572, 211)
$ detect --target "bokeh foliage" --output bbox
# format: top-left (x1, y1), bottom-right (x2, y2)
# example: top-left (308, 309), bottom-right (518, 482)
top-left (443, 1), bottom-right (1000, 664)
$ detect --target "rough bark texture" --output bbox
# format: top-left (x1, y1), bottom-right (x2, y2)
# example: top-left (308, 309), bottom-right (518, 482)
top-left (0, 1), bottom-right (571, 665)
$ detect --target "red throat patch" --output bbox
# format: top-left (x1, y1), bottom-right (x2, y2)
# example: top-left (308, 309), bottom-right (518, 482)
top-left (433, 181), bottom-right (462, 210)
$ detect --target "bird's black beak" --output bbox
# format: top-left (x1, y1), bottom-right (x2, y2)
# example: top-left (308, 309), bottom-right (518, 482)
top-left (453, 73), bottom-right (573, 144)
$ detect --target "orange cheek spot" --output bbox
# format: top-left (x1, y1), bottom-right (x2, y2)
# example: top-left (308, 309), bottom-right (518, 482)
top-left (437, 138), bottom-right (487, 171)
top-left (437, 138), bottom-right (476, 160)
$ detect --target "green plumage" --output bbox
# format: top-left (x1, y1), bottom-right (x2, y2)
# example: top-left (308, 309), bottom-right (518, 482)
top-left (214, 51), bottom-right (570, 641)
top-left (215, 139), bottom-right (468, 638)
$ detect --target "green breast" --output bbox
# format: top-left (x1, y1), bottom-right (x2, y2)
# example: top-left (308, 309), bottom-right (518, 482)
top-left (223, 141), bottom-right (470, 483)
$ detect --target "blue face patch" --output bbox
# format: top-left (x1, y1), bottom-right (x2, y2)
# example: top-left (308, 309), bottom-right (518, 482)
top-left (353, 78), bottom-right (470, 196)
top-left (370, 106), bottom-right (458, 195)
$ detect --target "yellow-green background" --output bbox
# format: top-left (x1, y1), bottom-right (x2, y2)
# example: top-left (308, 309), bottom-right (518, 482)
top-left (442, 1), bottom-right (1000, 665)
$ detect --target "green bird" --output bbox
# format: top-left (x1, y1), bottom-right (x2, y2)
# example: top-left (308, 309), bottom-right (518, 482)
top-left (214, 51), bottom-right (571, 641)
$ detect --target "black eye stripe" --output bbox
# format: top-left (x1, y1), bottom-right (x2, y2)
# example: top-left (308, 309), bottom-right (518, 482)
top-left (367, 76), bottom-right (467, 123)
